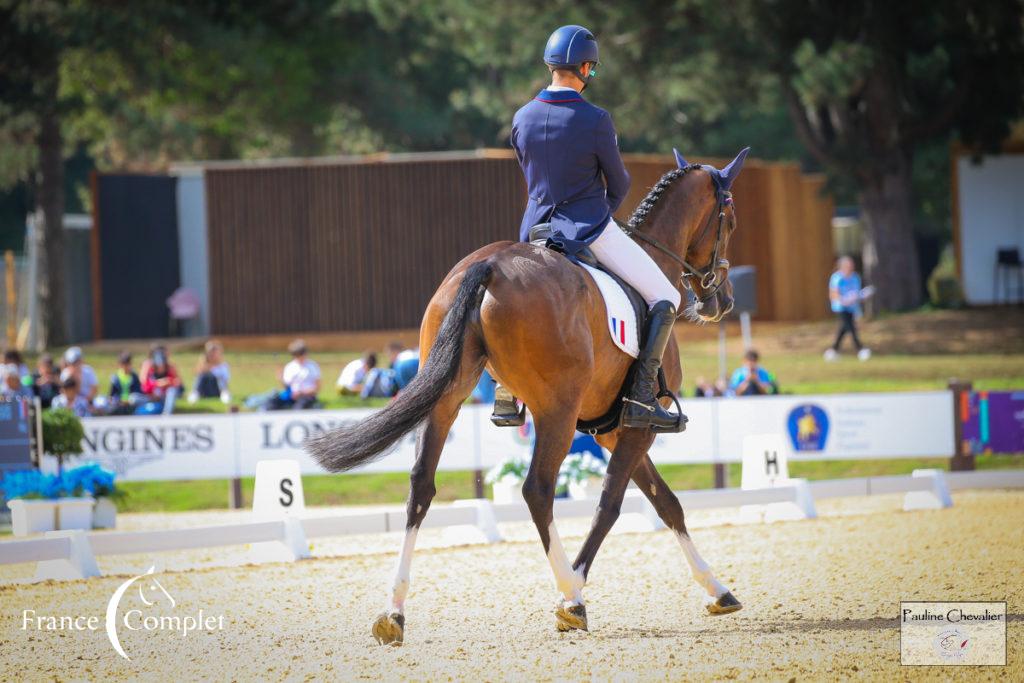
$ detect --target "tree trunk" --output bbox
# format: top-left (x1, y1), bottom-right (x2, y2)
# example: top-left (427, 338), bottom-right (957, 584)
top-left (37, 79), bottom-right (67, 347)
top-left (857, 155), bottom-right (923, 311)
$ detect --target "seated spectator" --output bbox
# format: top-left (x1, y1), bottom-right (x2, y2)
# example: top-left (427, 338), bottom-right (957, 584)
top-left (360, 342), bottom-right (400, 399)
top-left (714, 377), bottom-right (732, 397)
top-left (4, 349), bottom-right (30, 385)
top-left (337, 352), bottom-right (376, 396)
top-left (190, 340), bottom-right (231, 404)
top-left (1, 364), bottom-right (33, 399)
top-left (60, 346), bottom-right (99, 403)
top-left (32, 354), bottom-right (61, 408)
top-left (394, 347), bottom-right (419, 391)
top-left (140, 345), bottom-right (182, 414)
top-left (694, 376), bottom-right (719, 398)
top-left (51, 377), bottom-right (91, 417)
top-left (108, 351), bottom-right (145, 415)
top-left (267, 339), bottom-right (321, 410)
top-left (728, 349), bottom-right (779, 396)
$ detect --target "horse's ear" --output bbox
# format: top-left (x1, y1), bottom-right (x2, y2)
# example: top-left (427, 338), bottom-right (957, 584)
top-left (672, 148), bottom-right (689, 168)
top-left (720, 147), bottom-right (751, 189)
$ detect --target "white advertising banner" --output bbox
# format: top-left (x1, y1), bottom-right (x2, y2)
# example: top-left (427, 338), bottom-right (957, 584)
top-left (43, 391), bottom-right (955, 481)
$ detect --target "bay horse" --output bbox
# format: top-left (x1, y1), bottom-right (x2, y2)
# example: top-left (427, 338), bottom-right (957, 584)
top-left (307, 149), bottom-right (749, 644)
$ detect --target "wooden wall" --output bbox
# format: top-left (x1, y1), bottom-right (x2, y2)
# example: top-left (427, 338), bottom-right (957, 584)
top-left (202, 151), bottom-right (834, 335)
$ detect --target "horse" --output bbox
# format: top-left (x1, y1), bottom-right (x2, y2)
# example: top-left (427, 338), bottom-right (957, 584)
top-left (307, 148), bottom-right (750, 644)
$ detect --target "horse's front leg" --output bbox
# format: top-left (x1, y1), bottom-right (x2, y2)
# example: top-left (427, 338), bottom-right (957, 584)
top-left (570, 428), bottom-right (653, 596)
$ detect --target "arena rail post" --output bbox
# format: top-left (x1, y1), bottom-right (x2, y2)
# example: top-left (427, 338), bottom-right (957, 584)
top-left (34, 530), bottom-right (100, 581)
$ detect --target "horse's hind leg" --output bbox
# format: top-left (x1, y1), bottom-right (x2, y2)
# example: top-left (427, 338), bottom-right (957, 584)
top-left (571, 428), bottom-right (653, 582)
top-left (372, 341), bottom-right (485, 646)
top-left (630, 454), bottom-right (742, 615)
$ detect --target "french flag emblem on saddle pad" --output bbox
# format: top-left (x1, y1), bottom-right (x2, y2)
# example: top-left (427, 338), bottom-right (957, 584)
top-left (580, 263), bottom-right (640, 358)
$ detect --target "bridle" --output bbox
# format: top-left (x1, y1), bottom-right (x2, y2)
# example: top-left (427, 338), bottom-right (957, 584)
top-left (622, 188), bottom-right (733, 307)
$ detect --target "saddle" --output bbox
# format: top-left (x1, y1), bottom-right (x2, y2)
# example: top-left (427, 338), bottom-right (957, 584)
top-left (524, 224), bottom-right (675, 435)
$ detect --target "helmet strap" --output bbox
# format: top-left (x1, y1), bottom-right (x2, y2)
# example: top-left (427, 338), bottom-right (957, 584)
top-left (573, 65), bottom-right (592, 92)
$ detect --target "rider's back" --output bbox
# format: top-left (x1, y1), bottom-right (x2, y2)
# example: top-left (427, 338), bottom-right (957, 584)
top-left (511, 89), bottom-right (630, 255)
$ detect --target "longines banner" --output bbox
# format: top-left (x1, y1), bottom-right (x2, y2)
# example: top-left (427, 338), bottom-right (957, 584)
top-left (41, 392), bottom-right (955, 481)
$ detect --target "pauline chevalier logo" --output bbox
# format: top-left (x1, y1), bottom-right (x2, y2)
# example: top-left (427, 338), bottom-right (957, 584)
top-left (21, 565), bottom-right (225, 661)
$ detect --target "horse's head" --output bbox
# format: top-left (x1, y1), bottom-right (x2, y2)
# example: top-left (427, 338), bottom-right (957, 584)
top-left (671, 147), bottom-right (749, 323)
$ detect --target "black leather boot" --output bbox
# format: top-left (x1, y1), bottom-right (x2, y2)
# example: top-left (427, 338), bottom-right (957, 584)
top-left (620, 300), bottom-right (687, 433)
top-left (491, 384), bottom-right (525, 427)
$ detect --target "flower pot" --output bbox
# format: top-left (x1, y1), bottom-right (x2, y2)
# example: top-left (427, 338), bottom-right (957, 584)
top-left (568, 476), bottom-right (604, 500)
top-left (491, 476), bottom-right (525, 505)
top-left (6, 499), bottom-right (57, 536)
top-left (56, 497), bottom-right (95, 531)
top-left (92, 496), bottom-right (117, 529)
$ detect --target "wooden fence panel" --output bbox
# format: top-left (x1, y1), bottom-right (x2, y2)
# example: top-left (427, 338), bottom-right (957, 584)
top-left (202, 152), bottom-right (834, 334)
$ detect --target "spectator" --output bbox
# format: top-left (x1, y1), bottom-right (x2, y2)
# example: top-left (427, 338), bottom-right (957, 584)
top-left (60, 346), bottom-right (99, 403)
top-left (32, 354), bottom-right (61, 408)
top-left (336, 352), bottom-right (376, 396)
top-left (51, 377), bottom-right (91, 417)
top-left (824, 256), bottom-right (872, 362)
top-left (190, 340), bottom-right (231, 404)
top-left (394, 347), bottom-right (420, 391)
top-left (714, 377), bottom-right (731, 397)
top-left (108, 351), bottom-right (144, 415)
top-left (268, 339), bottom-right (321, 410)
top-left (360, 342), bottom-right (407, 401)
top-left (3, 349), bottom-right (30, 384)
top-left (140, 345), bottom-right (182, 414)
top-left (729, 349), bottom-right (779, 396)
top-left (694, 376), bottom-right (719, 398)
top-left (1, 364), bottom-right (33, 399)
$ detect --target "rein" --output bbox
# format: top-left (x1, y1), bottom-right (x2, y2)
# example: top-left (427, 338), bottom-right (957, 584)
top-left (623, 187), bottom-right (732, 306)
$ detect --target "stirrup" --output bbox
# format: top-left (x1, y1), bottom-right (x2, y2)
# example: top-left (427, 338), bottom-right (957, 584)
top-left (491, 386), bottom-right (525, 427)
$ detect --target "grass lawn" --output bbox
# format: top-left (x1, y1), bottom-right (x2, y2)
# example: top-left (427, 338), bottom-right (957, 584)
top-left (114, 453), bottom-right (1024, 513)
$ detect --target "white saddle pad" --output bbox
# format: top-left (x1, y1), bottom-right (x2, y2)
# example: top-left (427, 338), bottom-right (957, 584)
top-left (580, 263), bottom-right (640, 358)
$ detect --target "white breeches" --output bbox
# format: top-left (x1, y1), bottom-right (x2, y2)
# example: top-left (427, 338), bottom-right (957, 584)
top-left (589, 219), bottom-right (682, 309)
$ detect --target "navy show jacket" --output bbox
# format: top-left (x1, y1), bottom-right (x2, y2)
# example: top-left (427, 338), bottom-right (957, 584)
top-left (511, 88), bottom-right (631, 256)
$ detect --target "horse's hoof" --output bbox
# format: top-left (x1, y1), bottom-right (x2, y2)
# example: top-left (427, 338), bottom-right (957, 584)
top-left (555, 603), bottom-right (588, 632)
top-left (371, 611), bottom-right (405, 645)
top-left (705, 591), bottom-right (742, 616)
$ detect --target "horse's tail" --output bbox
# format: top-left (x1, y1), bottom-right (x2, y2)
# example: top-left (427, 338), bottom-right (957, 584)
top-left (305, 261), bottom-right (493, 473)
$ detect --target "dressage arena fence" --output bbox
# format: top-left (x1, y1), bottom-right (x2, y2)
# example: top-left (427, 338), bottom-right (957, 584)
top-left (3, 468), bottom-right (1023, 582)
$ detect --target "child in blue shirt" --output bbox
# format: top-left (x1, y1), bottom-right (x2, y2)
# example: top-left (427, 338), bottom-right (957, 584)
top-left (825, 256), bottom-right (872, 361)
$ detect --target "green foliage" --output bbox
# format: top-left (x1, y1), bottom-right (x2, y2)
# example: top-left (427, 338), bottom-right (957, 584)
top-left (927, 247), bottom-right (964, 309)
top-left (41, 408), bottom-right (85, 462)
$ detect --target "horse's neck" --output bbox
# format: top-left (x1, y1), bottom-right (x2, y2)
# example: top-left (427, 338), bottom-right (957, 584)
top-left (636, 205), bottom-right (689, 285)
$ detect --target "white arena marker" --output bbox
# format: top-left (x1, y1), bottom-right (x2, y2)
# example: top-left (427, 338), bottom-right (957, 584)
top-left (903, 469), bottom-right (953, 511)
top-left (741, 434), bottom-right (816, 522)
top-left (251, 459), bottom-right (310, 562)
top-left (253, 459), bottom-right (306, 521)
top-left (35, 530), bottom-right (100, 581)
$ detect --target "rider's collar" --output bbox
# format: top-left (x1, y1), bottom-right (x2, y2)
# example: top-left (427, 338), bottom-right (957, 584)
top-left (535, 88), bottom-right (585, 103)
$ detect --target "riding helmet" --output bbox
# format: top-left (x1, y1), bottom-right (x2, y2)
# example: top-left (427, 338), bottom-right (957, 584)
top-left (543, 25), bottom-right (599, 68)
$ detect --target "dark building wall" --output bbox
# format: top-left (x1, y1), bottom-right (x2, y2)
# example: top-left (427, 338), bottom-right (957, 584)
top-left (95, 175), bottom-right (180, 339)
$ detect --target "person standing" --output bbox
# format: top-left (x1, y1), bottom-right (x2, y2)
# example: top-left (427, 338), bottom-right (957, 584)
top-left (824, 256), bottom-right (872, 361)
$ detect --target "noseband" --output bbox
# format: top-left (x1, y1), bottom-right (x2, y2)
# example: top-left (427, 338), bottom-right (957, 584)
top-left (623, 189), bottom-right (732, 306)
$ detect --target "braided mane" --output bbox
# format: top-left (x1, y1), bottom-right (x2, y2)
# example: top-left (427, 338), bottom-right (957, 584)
top-left (626, 163), bottom-right (702, 230)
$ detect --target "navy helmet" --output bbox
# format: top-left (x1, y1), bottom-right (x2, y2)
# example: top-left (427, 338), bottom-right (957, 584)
top-left (543, 25), bottom-right (599, 69)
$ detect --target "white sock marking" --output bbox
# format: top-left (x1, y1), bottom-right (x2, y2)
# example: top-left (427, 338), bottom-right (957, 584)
top-left (677, 532), bottom-right (728, 598)
top-left (545, 522), bottom-right (584, 605)
top-left (387, 528), bottom-right (418, 612)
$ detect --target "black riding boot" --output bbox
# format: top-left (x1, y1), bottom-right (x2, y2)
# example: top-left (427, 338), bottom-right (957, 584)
top-left (621, 300), bottom-right (687, 433)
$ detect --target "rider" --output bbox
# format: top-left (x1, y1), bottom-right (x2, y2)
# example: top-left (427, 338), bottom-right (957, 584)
top-left (500, 24), bottom-right (684, 432)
